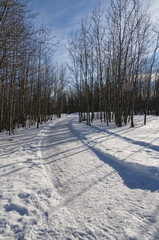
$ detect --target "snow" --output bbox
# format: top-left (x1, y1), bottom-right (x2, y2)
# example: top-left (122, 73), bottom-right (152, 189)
top-left (0, 114), bottom-right (159, 239)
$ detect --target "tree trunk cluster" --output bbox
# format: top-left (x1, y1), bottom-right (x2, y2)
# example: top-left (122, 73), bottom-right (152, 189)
top-left (68, 0), bottom-right (159, 127)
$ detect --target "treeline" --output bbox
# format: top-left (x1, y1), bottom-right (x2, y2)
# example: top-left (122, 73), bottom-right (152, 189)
top-left (1, 0), bottom-right (159, 134)
top-left (68, 0), bottom-right (159, 127)
top-left (0, 0), bottom-right (68, 134)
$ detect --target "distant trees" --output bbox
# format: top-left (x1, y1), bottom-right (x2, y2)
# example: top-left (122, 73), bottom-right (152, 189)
top-left (68, 0), bottom-right (159, 127)
top-left (55, 64), bottom-right (67, 118)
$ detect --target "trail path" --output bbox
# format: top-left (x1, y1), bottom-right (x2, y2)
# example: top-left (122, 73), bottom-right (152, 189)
top-left (41, 114), bottom-right (159, 239)
top-left (0, 114), bottom-right (159, 239)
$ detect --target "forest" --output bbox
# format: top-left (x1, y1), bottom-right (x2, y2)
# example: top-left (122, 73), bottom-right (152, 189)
top-left (0, 0), bottom-right (159, 134)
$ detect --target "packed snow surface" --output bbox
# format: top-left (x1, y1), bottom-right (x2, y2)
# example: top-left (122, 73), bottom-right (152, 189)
top-left (0, 114), bottom-right (159, 240)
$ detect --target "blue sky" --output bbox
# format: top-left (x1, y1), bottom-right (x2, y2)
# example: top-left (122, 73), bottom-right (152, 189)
top-left (32, 0), bottom-right (159, 64)
top-left (32, 0), bottom-right (110, 63)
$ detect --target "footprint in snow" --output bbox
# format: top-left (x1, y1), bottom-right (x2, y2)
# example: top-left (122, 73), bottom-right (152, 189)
top-left (4, 203), bottom-right (29, 216)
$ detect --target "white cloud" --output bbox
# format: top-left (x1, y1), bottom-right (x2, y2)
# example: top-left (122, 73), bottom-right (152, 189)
top-left (53, 1), bottom-right (89, 18)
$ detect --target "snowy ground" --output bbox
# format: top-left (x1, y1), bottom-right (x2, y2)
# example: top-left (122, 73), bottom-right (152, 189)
top-left (0, 113), bottom-right (159, 240)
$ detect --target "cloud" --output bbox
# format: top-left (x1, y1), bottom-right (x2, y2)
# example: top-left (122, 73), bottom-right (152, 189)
top-left (32, 0), bottom-right (110, 63)
top-left (53, 1), bottom-right (89, 18)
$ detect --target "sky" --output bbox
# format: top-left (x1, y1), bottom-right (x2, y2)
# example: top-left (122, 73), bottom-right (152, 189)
top-left (32, 0), bottom-right (110, 63)
top-left (32, 0), bottom-right (159, 64)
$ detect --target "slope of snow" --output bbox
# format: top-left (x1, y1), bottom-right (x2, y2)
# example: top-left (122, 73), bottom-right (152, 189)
top-left (0, 114), bottom-right (159, 239)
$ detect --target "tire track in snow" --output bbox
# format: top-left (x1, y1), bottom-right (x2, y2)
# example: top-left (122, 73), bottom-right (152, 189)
top-left (42, 116), bottom-right (124, 239)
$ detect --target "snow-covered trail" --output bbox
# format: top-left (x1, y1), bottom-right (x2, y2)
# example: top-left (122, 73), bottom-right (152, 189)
top-left (0, 114), bottom-right (159, 239)
top-left (41, 114), bottom-right (159, 239)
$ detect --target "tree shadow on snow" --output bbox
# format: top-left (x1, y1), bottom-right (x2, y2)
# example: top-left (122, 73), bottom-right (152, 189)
top-left (69, 122), bottom-right (159, 192)
top-left (49, 122), bottom-right (159, 192)
top-left (69, 121), bottom-right (159, 192)
top-left (90, 146), bottom-right (159, 192)
top-left (91, 125), bottom-right (159, 153)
